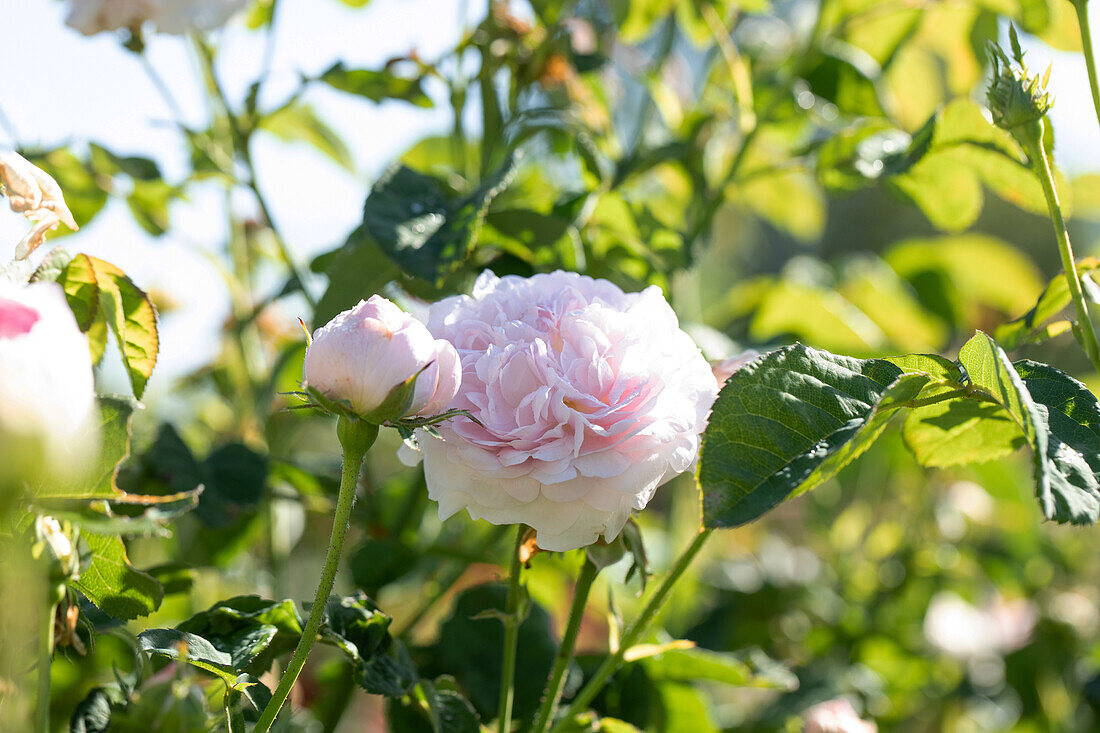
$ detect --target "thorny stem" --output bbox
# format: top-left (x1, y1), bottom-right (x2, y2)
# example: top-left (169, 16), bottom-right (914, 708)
top-left (496, 526), bottom-right (527, 733)
top-left (530, 559), bottom-right (600, 733)
top-left (551, 528), bottom-right (713, 731)
top-left (253, 419), bottom-right (376, 732)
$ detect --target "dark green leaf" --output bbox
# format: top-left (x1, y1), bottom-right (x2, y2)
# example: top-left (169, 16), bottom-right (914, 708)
top-left (700, 345), bottom-right (920, 528)
top-left (313, 228), bottom-right (401, 324)
top-left (71, 533), bottom-right (163, 620)
top-left (137, 628), bottom-right (237, 684)
top-left (362, 156), bottom-right (518, 283)
top-left (178, 596), bottom-right (303, 675)
top-left (350, 538), bottom-right (418, 595)
top-left (319, 62), bottom-right (433, 107)
top-left (320, 593), bottom-right (417, 696)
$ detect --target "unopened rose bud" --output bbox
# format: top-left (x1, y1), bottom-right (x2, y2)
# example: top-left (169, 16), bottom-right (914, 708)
top-left (985, 26), bottom-right (1053, 136)
top-left (303, 295), bottom-right (461, 424)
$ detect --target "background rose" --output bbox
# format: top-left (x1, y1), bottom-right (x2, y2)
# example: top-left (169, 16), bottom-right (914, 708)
top-left (65, 0), bottom-right (246, 35)
top-left (802, 699), bottom-right (878, 733)
top-left (0, 281), bottom-right (96, 480)
top-left (418, 270), bottom-right (717, 551)
top-left (303, 295), bottom-right (460, 421)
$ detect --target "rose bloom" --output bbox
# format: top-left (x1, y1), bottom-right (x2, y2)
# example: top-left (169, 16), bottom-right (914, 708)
top-left (416, 270), bottom-right (718, 552)
top-left (65, 0), bottom-right (246, 35)
top-left (0, 152), bottom-right (78, 260)
top-left (0, 282), bottom-right (97, 479)
top-left (303, 295), bottom-right (460, 421)
top-left (803, 699), bottom-right (877, 733)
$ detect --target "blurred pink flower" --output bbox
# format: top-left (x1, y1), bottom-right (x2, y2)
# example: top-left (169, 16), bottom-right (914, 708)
top-left (711, 349), bottom-right (760, 387)
top-left (416, 270), bottom-right (717, 551)
top-left (803, 699), bottom-right (877, 733)
top-left (0, 282), bottom-right (96, 468)
top-left (303, 295), bottom-right (460, 422)
top-left (0, 151), bottom-right (78, 260)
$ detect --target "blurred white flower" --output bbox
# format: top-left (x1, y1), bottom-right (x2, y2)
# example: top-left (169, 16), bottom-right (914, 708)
top-left (802, 699), bottom-right (877, 733)
top-left (65, 0), bottom-right (246, 35)
top-left (417, 270), bottom-right (717, 551)
top-left (35, 515), bottom-right (75, 570)
top-left (0, 152), bottom-right (78, 261)
top-left (923, 592), bottom-right (1037, 660)
top-left (303, 295), bottom-right (461, 422)
top-left (945, 481), bottom-right (994, 523)
top-left (0, 282), bottom-right (97, 477)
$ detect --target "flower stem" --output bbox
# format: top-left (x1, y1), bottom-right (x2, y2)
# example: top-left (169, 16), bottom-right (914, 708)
top-left (1020, 122), bottom-right (1100, 376)
top-left (35, 601), bottom-right (57, 733)
top-left (1072, 0), bottom-right (1100, 132)
top-left (550, 528), bottom-right (713, 732)
top-left (253, 418), bottom-right (376, 733)
top-left (530, 558), bottom-right (600, 733)
top-left (496, 526), bottom-right (527, 733)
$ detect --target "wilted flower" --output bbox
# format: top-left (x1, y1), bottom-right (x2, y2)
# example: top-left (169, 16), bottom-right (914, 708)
top-left (802, 699), bottom-right (877, 733)
top-left (0, 282), bottom-right (97, 478)
top-left (923, 591), bottom-right (1037, 660)
top-left (415, 270), bottom-right (717, 552)
top-left (303, 295), bottom-right (461, 423)
top-left (65, 0), bottom-right (246, 35)
top-left (35, 516), bottom-right (77, 578)
top-left (712, 349), bottom-right (760, 387)
top-left (0, 152), bottom-right (78, 260)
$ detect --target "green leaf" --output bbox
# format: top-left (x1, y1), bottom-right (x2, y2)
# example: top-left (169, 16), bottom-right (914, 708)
top-left (1013, 360), bottom-right (1100, 524)
top-left (350, 538), bottom-right (418, 596)
top-left (956, 333), bottom-right (1100, 524)
top-left (384, 679), bottom-right (481, 733)
top-left (640, 646), bottom-right (798, 690)
top-left (749, 280), bottom-right (887, 356)
top-left (29, 246), bottom-right (73, 285)
top-left (319, 62), bottom-right (433, 108)
top-left (58, 252), bottom-right (100, 332)
top-left (88, 143), bottom-right (161, 181)
top-left (36, 395), bottom-right (138, 500)
top-left (320, 593), bottom-right (417, 697)
top-left (903, 389), bottom-right (1026, 468)
top-left (313, 228), bottom-right (400, 324)
top-left (887, 153), bottom-right (983, 232)
top-left (426, 583), bottom-right (557, 720)
top-left (126, 179), bottom-right (176, 237)
top-left (259, 101), bottom-right (353, 172)
top-left (137, 628), bottom-right (237, 684)
top-left (177, 596), bottom-right (303, 676)
top-left (699, 344), bottom-right (918, 528)
top-left (735, 169), bottom-right (825, 243)
top-left (71, 533), bottom-right (163, 620)
top-left (362, 156), bottom-right (518, 284)
top-left (73, 255), bottom-right (159, 398)
top-left (994, 258), bottom-right (1100, 349)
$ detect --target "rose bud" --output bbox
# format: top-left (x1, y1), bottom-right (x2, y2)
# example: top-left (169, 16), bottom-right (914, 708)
top-left (0, 281), bottom-right (97, 484)
top-left (416, 270), bottom-right (718, 552)
top-left (303, 295), bottom-right (460, 424)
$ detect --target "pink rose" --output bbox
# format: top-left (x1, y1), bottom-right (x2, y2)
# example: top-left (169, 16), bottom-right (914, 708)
top-left (711, 349), bottom-right (761, 387)
top-left (417, 270), bottom-right (718, 551)
top-left (803, 699), bottom-right (877, 733)
top-left (0, 281), bottom-right (97, 473)
top-left (303, 295), bottom-right (460, 421)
